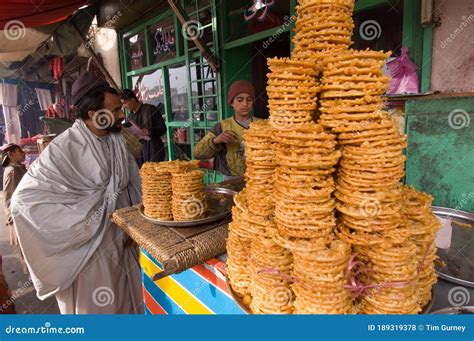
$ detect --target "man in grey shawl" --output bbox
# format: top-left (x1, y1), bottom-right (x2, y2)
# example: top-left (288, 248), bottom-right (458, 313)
top-left (11, 72), bottom-right (143, 314)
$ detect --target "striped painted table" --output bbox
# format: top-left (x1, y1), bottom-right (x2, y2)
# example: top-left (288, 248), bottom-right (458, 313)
top-left (140, 248), bottom-right (247, 314)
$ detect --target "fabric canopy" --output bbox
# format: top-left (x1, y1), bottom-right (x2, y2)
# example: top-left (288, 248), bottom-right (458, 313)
top-left (0, 0), bottom-right (87, 27)
top-left (0, 5), bottom-right (96, 81)
top-left (0, 25), bottom-right (58, 62)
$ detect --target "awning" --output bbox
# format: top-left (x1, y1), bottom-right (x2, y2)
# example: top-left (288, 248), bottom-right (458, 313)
top-left (0, 25), bottom-right (59, 63)
top-left (0, 0), bottom-right (87, 27)
top-left (0, 5), bottom-right (96, 81)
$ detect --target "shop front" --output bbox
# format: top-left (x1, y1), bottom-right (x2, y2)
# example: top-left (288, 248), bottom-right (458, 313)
top-left (116, 0), bottom-right (433, 161)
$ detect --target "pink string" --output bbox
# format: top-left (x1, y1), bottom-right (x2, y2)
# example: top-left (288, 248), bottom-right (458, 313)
top-left (257, 268), bottom-right (300, 283)
top-left (249, 249), bottom-right (426, 301)
top-left (417, 242), bottom-right (432, 274)
top-left (343, 253), bottom-right (412, 299)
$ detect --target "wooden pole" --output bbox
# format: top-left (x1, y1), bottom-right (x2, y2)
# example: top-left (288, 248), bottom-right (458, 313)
top-left (167, 0), bottom-right (219, 72)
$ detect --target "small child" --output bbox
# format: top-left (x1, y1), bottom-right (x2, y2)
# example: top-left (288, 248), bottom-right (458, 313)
top-left (2, 143), bottom-right (26, 245)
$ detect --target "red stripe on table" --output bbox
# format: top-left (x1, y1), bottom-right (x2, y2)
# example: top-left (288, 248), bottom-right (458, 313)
top-left (192, 264), bottom-right (230, 295)
top-left (205, 258), bottom-right (220, 266)
top-left (143, 285), bottom-right (168, 315)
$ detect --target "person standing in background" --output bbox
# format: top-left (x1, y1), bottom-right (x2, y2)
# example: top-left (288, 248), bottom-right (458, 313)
top-left (193, 80), bottom-right (257, 178)
top-left (2, 143), bottom-right (26, 246)
top-left (121, 89), bottom-right (167, 166)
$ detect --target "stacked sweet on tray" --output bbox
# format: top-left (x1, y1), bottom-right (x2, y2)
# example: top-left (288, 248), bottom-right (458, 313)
top-left (140, 160), bottom-right (206, 222)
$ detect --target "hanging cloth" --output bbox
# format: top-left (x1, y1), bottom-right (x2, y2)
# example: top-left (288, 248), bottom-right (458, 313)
top-left (0, 83), bottom-right (21, 143)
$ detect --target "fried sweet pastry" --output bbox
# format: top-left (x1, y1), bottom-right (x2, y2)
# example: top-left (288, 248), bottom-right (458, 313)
top-left (140, 162), bottom-right (173, 220)
top-left (171, 169), bottom-right (206, 221)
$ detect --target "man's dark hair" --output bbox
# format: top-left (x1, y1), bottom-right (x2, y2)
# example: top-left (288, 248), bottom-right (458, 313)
top-left (121, 89), bottom-right (138, 101)
top-left (75, 87), bottom-right (119, 120)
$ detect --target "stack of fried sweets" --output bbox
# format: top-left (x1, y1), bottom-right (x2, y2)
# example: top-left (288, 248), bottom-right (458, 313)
top-left (171, 168), bottom-right (206, 221)
top-left (228, 188), bottom-right (281, 307)
top-left (292, 0), bottom-right (355, 62)
top-left (292, 238), bottom-right (352, 314)
top-left (228, 121), bottom-right (294, 313)
top-left (140, 162), bottom-right (173, 221)
top-left (226, 189), bottom-right (253, 301)
top-left (319, 50), bottom-right (427, 314)
top-left (273, 125), bottom-right (340, 242)
top-left (266, 49), bottom-right (352, 313)
top-left (267, 58), bottom-right (321, 128)
top-left (355, 241), bottom-right (420, 314)
top-left (249, 232), bottom-right (294, 314)
top-left (402, 185), bottom-right (441, 308)
top-left (243, 120), bottom-right (277, 216)
top-left (319, 50), bottom-right (391, 129)
top-left (140, 160), bottom-right (206, 222)
top-left (322, 50), bottom-right (408, 246)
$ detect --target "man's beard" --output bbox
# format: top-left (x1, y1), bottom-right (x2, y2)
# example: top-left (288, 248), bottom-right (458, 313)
top-left (105, 121), bottom-right (122, 133)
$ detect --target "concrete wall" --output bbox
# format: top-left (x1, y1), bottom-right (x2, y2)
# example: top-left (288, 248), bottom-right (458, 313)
top-left (431, 0), bottom-right (474, 92)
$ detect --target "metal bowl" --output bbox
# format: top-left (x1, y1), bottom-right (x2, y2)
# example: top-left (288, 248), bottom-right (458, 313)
top-left (432, 206), bottom-right (474, 287)
top-left (430, 306), bottom-right (474, 314)
top-left (225, 274), bottom-right (251, 314)
top-left (421, 291), bottom-right (434, 314)
top-left (139, 187), bottom-right (236, 227)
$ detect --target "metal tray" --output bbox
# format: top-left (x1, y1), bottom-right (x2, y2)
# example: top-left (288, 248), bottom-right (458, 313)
top-left (421, 292), bottom-right (434, 314)
top-left (139, 187), bottom-right (236, 227)
top-left (224, 274), bottom-right (433, 315)
top-left (430, 306), bottom-right (474, 314)
top-left (225, 274), bottom-right (251, 314)
top-left (433, 206), bottom-right (474, 288)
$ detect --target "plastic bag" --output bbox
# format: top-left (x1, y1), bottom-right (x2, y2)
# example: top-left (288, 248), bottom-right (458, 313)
top-left (387, 47), bottom-right (419, 95)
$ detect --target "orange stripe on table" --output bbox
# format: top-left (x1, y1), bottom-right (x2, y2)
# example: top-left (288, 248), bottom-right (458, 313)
top-left (143, 285), bottom-right (167, 315)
